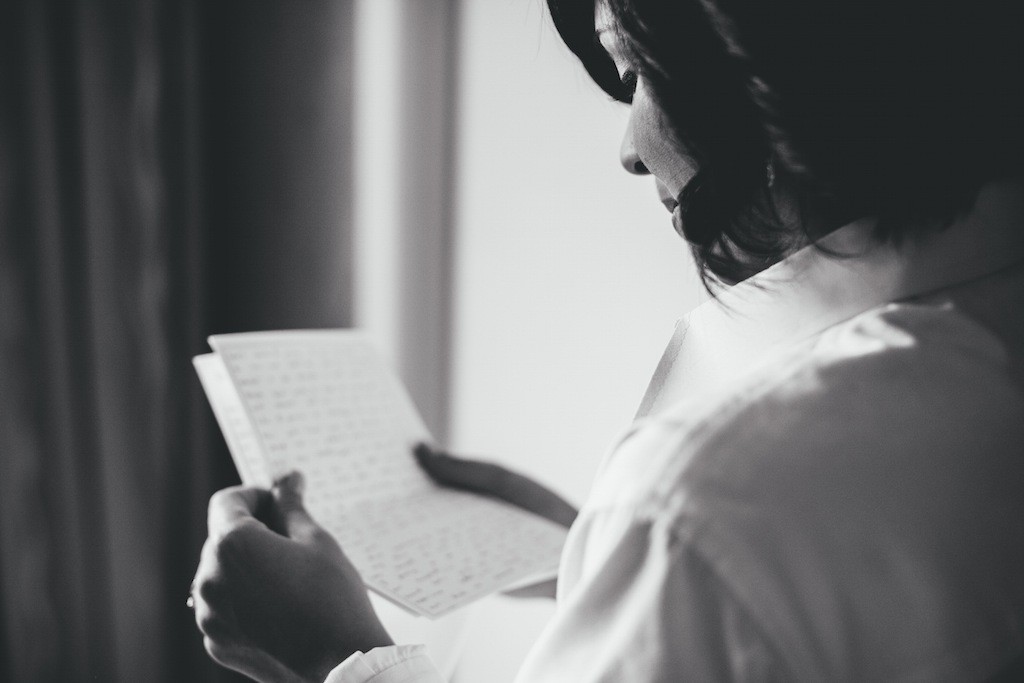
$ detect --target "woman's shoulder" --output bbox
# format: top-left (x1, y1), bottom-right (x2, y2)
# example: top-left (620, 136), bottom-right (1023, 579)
top-left (584, 299), bottom-right (1024, 680)
top-left (596, 297), bottom-right (1023, 514)
top-left (589, 297), bottom-right (1024, 595)
top-left (675, 296), bottom-right (1024, 529)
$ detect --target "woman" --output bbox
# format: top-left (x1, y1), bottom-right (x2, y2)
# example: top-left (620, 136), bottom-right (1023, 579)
top-left (191, 0), bottom-right (1024, 680)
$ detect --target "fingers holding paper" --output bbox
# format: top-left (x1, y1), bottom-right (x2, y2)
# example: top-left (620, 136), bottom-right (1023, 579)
top-left (206, 484), bottom-right (271, 536)
top-left (192, 472), bottom-right (393, 683)
top-left (414, 443), bottom-right (579, 529)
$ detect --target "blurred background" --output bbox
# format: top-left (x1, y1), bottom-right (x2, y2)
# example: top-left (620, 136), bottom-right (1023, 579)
top-left (0, 0), bottom-right (698, 680)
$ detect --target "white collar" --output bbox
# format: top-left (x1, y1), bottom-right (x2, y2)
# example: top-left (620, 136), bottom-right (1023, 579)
top-left (636, 178), bottom-right (1024, 419)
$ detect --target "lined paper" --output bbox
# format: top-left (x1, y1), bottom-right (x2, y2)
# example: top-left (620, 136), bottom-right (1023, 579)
top-left (195, 330), bottom-right (566, 617)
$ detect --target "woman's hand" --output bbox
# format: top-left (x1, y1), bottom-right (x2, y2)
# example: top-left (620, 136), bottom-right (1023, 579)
top-left (414, 443), bottom-right (578, 528)
top-left (192, 472), bottom-right (393, 683)
top-left (414, 443), bottom-right (578, 599)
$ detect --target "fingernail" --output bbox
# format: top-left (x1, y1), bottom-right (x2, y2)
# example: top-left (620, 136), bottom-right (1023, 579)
top-left (274, 470), bottom-right (305, 496)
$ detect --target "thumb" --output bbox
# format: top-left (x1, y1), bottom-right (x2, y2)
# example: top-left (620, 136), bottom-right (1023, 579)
top-left (270, 471), bottom-right (319, 542)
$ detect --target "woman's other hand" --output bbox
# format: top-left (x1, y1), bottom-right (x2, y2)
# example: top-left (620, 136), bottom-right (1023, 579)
top-left (413, 443), bottom-right (578, 528)
top-left (192, 472), bottom-right (393, 683)
top-left (413, 443), bottom-right (578, 599)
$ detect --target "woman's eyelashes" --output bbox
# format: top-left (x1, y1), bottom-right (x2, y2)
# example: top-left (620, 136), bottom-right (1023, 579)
top-left (620, 69), bottom-right (638, 96)
top-left (612, 68), bottom-right (637, 104)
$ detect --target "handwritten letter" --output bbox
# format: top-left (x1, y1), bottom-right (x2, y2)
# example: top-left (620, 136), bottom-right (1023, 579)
top-left (196, 330), bottom-right (567, 617)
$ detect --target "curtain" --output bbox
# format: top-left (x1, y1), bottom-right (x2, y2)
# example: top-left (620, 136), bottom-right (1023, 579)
top-left (0, 1), bottom-right (354, 681)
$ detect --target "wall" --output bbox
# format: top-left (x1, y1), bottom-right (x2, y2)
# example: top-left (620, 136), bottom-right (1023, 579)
top-left (447, 0), bottom-right (702, 679)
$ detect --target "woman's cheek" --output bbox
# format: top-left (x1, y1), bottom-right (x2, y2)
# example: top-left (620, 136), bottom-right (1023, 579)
top-left (632, 83), bottom-right (697, 192)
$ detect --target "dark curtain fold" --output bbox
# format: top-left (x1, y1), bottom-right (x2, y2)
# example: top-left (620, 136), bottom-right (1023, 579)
top-left (0, 1), bottom-right (354, 681)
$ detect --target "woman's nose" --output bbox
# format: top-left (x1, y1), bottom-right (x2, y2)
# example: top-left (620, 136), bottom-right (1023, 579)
top-left (619, 114), bottom-right (649, 175)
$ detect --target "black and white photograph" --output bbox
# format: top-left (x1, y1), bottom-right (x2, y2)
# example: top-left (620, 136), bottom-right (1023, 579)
top-left (1, 0), bottom-right (1022, 681)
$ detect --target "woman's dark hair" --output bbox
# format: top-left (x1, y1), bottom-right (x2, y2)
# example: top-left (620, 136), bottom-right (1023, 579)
top-left (548, 0), bottom-right (1024, 285)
